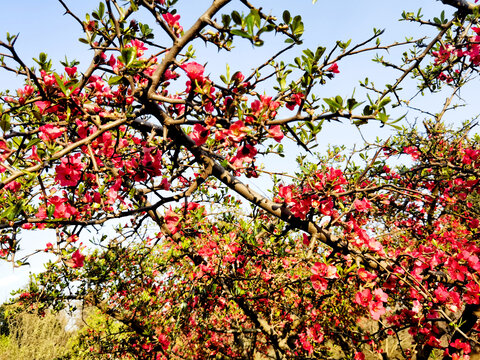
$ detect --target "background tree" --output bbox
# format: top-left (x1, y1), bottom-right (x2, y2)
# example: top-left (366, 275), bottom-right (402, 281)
top-left (1, 0), bottom-right (480, 359)
top-left (0, 306), bottom-right (72, 360)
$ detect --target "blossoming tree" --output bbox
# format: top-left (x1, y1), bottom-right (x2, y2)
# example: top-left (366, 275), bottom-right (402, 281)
top-left (1, 0), bottom-right (480, 359)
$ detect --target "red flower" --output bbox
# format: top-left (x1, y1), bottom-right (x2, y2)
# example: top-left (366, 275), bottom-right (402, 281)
top-left (191, 123), bottom-right (210, 146)
top-left (55, 154), bottom-right (85, 187)
top-left (353, 198), bottom-right (372, 212)
top-left (327, 63), bottom-right (339, 73)
top-left (3, 181), bottom-right (21, 192)
top-left (49, 196), bottom-right (78, 219)
top-left (180, 62), bottom-right (205, 82)
top-left (226, 120), bottom-right (249, 143)
top-left (358, 268), bottom-right (377, 282)
top-left (355, 288), bottom-right (372, 307)
top-left (65, 66), bottom-right (77, 77)
top-left (127, 39), bottom-right (148, 57)
top-left (35, 101), bottom-right (52, 114)
top-left (312, 262), bottom-right (338, 279)
top-left (369, 301), bottom-right (386, 320)
top-left (162, 12), bottom-right (183, 35)
top-left (231, 144), bottom-right (257, 168)
top-left (267, 125), bottom-right (284, 142)
top-left (286, 92), bottom-right (304, 110)
top-left (39, 124), bottom-right (66, 142)
top-left (67, 249), bottom-right (85, 268)
top-left (354, 352), bottom-right (366, 360)
top-left (403, 146), bottom-right (421, 160)
top-left (165, 208), bottom-right (180, 234)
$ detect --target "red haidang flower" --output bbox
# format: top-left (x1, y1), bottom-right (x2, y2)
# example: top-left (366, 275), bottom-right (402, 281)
top-left (267, 125), bottom-right (284, 142)
top-left (165, 208), bottom-right (181, 234)
top-left (191, 123), bottom-right (210, 146)
top-left (162, 12), bottom-right (183, 34)
top-left (180, 62), bottom-right (205, 82)
top-left (127, 39), bottom-right (148, 57)
top-left (66, 249), bottom-right (85, 268)
top-left (327, 63), bottom-right (339, 73)
top-left (353, 198), bottom-right (372, 212)
top-left (39, 124), bottom-right (66, 142)
top-left (65, 66), bottom-right (77, 77)
top-left (355, 288), bottom-right (372, 307)
top-left (231, 144), bottom-right (257, 168)
top-left (226, 120), bottom-right (249, 143)
top-left (55, 153), bottom-right (85, 187)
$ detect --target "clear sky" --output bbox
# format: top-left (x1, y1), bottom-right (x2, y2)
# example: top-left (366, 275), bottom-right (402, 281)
top-left (0, 1), bottom-right (475, 302)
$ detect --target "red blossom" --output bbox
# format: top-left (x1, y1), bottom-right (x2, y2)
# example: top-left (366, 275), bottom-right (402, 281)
top-left (191, 123), bottom-right (210, 146)
top-left (162, 12), bottom-right (183, 34)
top-left (65, 66), bottom-right (77, 77)
top-left (49, 196), bottom-right (78, 219)
top-left (35, 101), bottom-right (52, 114)
top-left (355, 288), bottom-right (372, 307)
top-left (55, 154), bottom-right (85, 187)
top-left (39, 124), bottom-right (66, 142)
top-left (267, 125), bottom-right (284, 142)
top-left (353, 198), bottom-right (372, 212)
top-left (165, 208), bottom-right (180, 234)
top-left (368, 301), bottom-right (386, 320)
top-left (180, 62), bottom-right (205, 82)
top-left (327, 62), bottom-right (339, 73)
top-left (286, 92), bottom-right (304, 110)
top-left (358, 268), bottom-right (377, 282)
top-left (127, 39), bottom-right (148, 57)
top-left (230, 144), bottom-right (257, 168)
top-left (404, 146), bottom-right (421, 160)
top-left (226, 120), bottom-right (249, 143)
top-left (354, 352), bottom-right (366, 360)
top-left (3, 181), bottom-right (21, 192)
top-left (66, 249), bottom-right (85, 268)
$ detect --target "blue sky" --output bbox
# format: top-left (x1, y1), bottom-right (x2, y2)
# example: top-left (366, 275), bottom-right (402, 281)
top-left (0, 1), bottom-right (473, 302)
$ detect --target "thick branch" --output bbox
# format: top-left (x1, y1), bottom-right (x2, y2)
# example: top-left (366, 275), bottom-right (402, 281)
top-left (440, 0), bottom-right (480, 12)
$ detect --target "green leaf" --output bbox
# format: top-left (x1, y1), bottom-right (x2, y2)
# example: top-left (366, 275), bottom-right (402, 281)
top-left (303, 49), bottom-right (315, 59)
top-left (108, 75), bottom-right (124, 86)
top-left (377, 97), bottom-right (391, 109)
top-left (26, 138), bottom-right (41, 149)
top-left (324, 98), bottom-right (339, 110)
top-left (0, 114), bottom-right (10, 132)
top-left (282, 10), bottom-right (291, 24)
top-left (252, 9), bottom-right (261, 28)
top-left (222, 14), bottom-right (231, 27)
top-left (121, 47), bottom-right (136, 67)
top-left (231, 11), bottom-right (242, 26)
top-left (129, 0), bottom-right (138, 11)
top-left (363, 105), bottom-right (373, 115)
top-left (66, 81), bottom-right (80, 97)
top-left (291, 15), bottom-right (304, 37)
top-left (335, 95), bottom-right (343, 107)
top-left (377, 112), bottom-right (389, 123)
top-left (1, 201), bottom-right (24, 221)
top-left (231, 29), bottom-right (251, 39)
top-left (245, 14), bottom-right (254, 34)
top-left (53, 73), bottom-right (68, 95)
top-left (98, 2), bottom-right (105, 18)
top-left (315, 46), bottom-right (326, 60)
